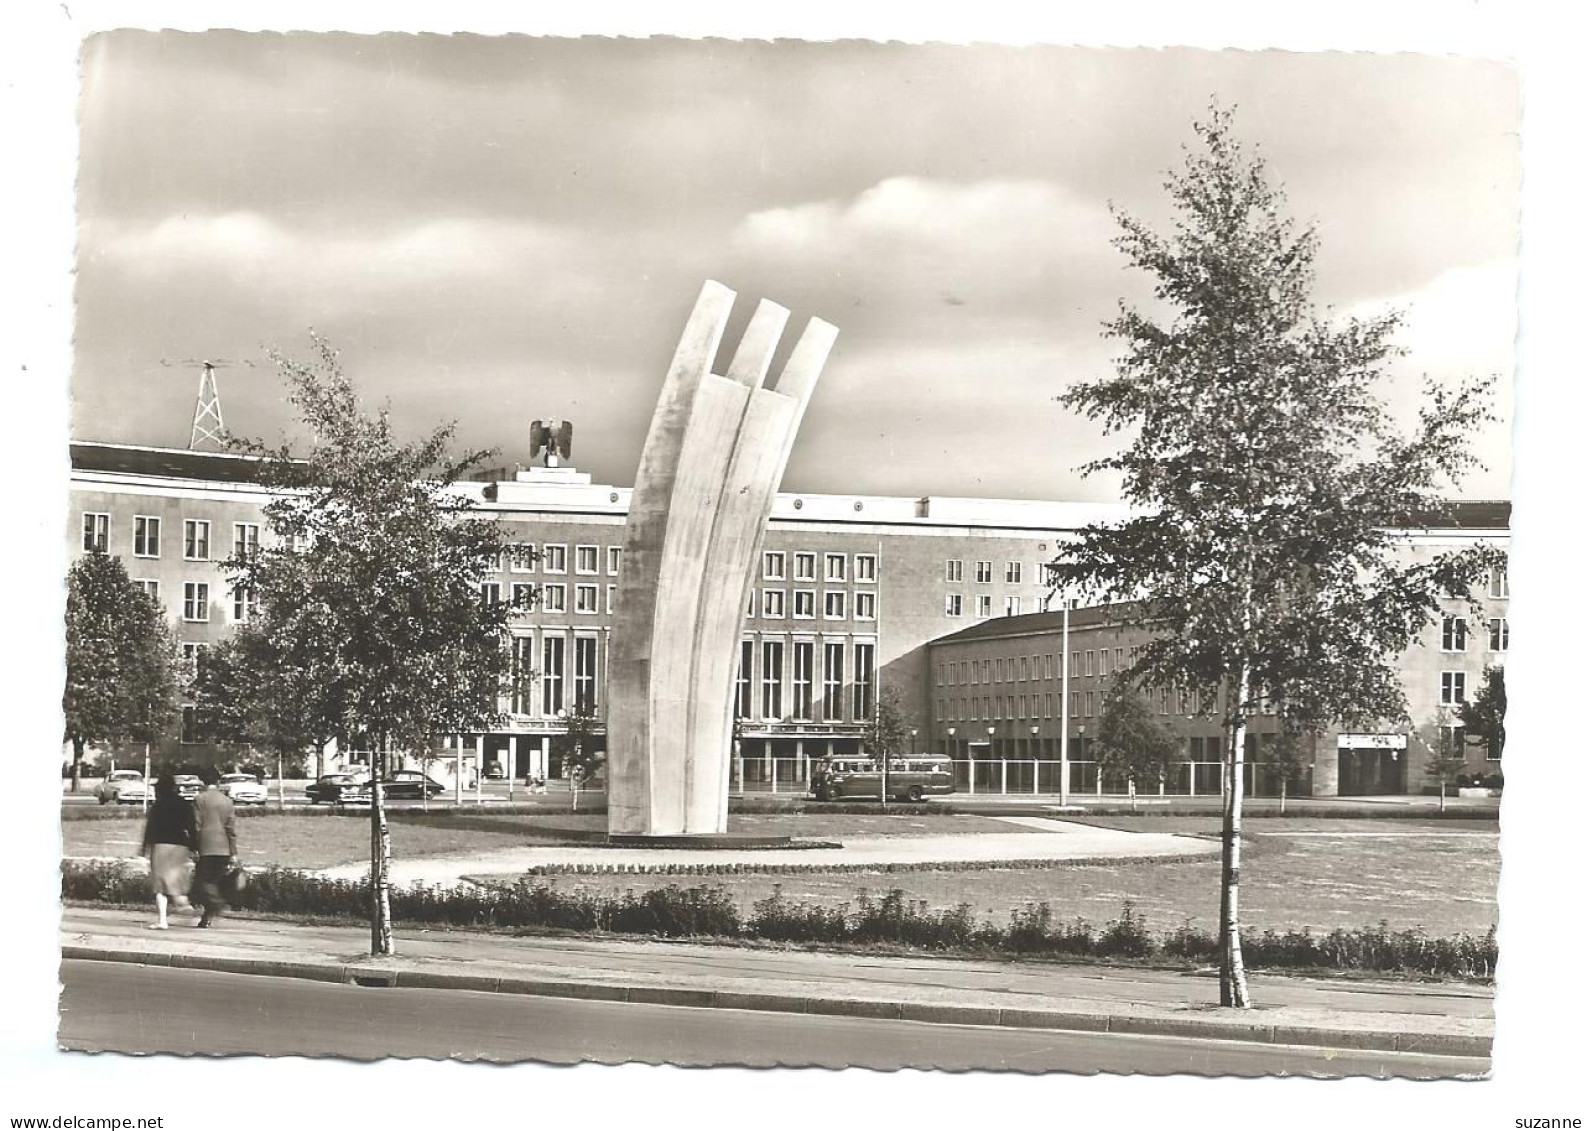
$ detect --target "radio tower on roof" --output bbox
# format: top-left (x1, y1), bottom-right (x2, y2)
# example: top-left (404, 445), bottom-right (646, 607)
top-left (160, 357), bottom-right (254, 450)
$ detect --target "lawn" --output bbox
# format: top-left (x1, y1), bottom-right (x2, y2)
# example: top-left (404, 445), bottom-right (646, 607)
top-left (476, 818), bottom-right (1499, 937)
top-left (60, 811), bottom-right (536, 870)
top-left (59, 809), bottom-right (1029, 870)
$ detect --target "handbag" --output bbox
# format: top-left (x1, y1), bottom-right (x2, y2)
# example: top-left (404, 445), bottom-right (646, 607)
top-left (226, 865), bottom-right (249, 897)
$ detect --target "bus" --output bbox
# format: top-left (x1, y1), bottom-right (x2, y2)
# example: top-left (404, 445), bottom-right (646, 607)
top-left (809, 755), bottom-right (955, 802)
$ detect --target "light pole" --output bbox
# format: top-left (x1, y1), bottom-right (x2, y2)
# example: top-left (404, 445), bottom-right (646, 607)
top-left (1059, 596), bottom-right (1071, 808)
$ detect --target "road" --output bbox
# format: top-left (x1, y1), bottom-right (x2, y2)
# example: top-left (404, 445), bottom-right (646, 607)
top-left (58, 961), bottom-right (1486, 1077)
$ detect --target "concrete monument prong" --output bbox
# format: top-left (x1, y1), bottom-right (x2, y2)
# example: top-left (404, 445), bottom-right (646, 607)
top-left (607, 281), bottom-right (837, 837)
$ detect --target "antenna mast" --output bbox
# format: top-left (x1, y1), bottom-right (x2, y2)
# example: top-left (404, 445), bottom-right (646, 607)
top-left (191, 362), bottom-right (226, 450)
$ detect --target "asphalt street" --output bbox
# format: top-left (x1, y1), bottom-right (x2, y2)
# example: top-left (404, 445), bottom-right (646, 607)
top-left (58, 960), bottom-right (1487, 1077)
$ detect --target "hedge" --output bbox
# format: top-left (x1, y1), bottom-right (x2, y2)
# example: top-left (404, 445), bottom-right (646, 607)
top-left (62, 860), bottom-right (1495, 979)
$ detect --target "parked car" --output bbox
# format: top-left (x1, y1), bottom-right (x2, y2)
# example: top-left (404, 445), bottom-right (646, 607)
top-left (173, 774), bottom-right (204, 801)
top-left (94, 770), bottom-right (149, 806)
top-left (220, 772), bottom-right (269, 806)
top-left (380, 770), bottom-right (449, 800)
top-left (305, 773), bottom-right (370, 805)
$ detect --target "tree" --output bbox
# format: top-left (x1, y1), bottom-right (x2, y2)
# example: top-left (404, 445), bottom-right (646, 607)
top-left (63, 552), bottom-right (181, 790)
top-left (228, 334), bottom-right (516, 956)
top-left (1254, 724), bottom-right (1313, 815)
top-left (1458, 665), bottom-right (1506, 765)
top-left (1095, 676), bottom-right (1180, 808)
top-left (556, 693), bottom-right (604, 809)
top-left (1053, 106), bottom-right (1503, 1007)
top-left (864, 686), bottom-right (913, 804)
top-left (1423, 708), bottom-right (1471, 812)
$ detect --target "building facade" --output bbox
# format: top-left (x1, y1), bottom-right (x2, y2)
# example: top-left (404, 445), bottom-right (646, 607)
top-left (68, 442), bottom-right (1127, 778)
top-left (925, 503), bottom-right (1510, 797)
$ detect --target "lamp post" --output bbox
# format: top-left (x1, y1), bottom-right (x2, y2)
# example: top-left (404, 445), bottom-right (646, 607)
top-left (1058, 596), bottom-right (1071, 807)
top-left (1030, 725), bottom-right (1039, 759)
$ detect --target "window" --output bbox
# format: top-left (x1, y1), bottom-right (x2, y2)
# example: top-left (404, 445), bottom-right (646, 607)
top-left (763, 551), bottom-right (786, 581)
top-left (981, 659), bottom-right (990, 683)
top-left (1440, 671), bottom-right (1468, 706)
top-left (854, 554), bottom-right (877, 583)
top-left (854, 643), bottom-right (875, 719)
top-left (511, 582), bottom-right (537, 609)
top-left (575, 584), bottom-right (599, 614)
top-left (761, 641), bottom-right (784, 719)
top-left (512, 636), bottom-right (536, 714)
top-left (1099, 650), bottom-right (1112, 676)
top-left (855, 592), bottom-right (876, 620)
top-left (180, 706), bottom-right (199, 745)
top-left (1488, 567), bottom-right (1509, 599)
top-left (945, 593), bottom-right (963, 617)
top-left (607, 546), bottom-right (623, 575)
top-left (480, 582), bottom-right (502, 606)
top-left (232, 523), bottom-right (259, 560)
top-left (736, 641), bottom-right (754, 718)
top-left (792, 641), bottom-right (814, 721)
top-left (1084, 691), bottom-right (1095, 717)
top-left (1442, 616), bottom-right (1469, 652)
top-left (1069, 691), bottom-right (1080, 718)
top-left (1003, 596), bottom-right (1020, 617)
top-left (1005, 561), bottom-right (1022, 584)
top-left (543, 544), bottom-right (567, 574)
top-left (945, 560), bottom-right (964, 583)
top-left (977, 594), bottom-right (993, 618)
top-left (575, 545), bottom-right (599, 575)
top-left (183, 520), bottom-right (211, 561)
top-left (1044, 654), bottom-right (1054, 680)
top-left (1071, 651), bottom-right (1081, 674)
top-left (573, 636), bottom-right (598, 712)
top-left (181, 642), bottom-right (209, 682)
top-left (1020, 657), bottom-right (1031, 681)
top-left (231, 585), bottom-right (254, 623)
top-left (822, 643), bottom-right (845, 721)
top-left (133, 516), bottom-right (161, 558)
top-left (1044, 693), bottom-right (1054, 718)
top-left (134, 579), bottom-right (160, 603)
top-left (82, 513), bottom-right (109, 553)
top-left (542, 583), bottom-right (567, 614)
top-left (825, 591), bottom-right (848, 620)
top-left (825, 553), bottom-right (846, 582)
top-left (509, 543), bottom-right (537, 573)
top-left (606, 585), bottom-right (616, 614)
top-left (182, 582), bottom-right (209, 622)
top-left (794, 552), bottom-right (816, 581)
top-left (762, 589), bottom-right (786, 618)
top-left (1488, 617), bottom-right (1510, 652)
top-left (1114, 647), bottom-right (1125, 672)
top-left (793, 589), bottom-right (815, 619)
top-left (542, 636), bottom-right (565, 715)
top-left (975, 560), bottom-right (992, 584)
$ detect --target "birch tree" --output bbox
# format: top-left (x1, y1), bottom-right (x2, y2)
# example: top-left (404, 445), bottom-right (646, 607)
top-left (229, 334), bottom-right (515, 956)
top-left (1053, 107), bottom-right (1504, 1007)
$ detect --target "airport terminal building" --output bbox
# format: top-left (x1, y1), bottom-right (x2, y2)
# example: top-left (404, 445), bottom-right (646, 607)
top-left (68, 441), bottom-right (1507, 795)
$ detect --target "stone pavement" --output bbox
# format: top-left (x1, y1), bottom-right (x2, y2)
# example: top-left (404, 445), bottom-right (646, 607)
top-left (312, 816), bottom-right (1220, 886)
top-left (59, 905), bottom-right (1491, 1057)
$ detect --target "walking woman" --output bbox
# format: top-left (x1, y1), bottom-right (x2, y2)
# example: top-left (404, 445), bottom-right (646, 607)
top-left (141, 772), bottom-right (197, 930)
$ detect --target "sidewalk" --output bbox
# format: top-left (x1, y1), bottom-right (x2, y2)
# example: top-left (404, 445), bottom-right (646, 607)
top-left (59, 905), bottom-right (1492, 1057)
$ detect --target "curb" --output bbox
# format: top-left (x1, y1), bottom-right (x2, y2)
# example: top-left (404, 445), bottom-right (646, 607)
top-left (58, 945), bottom-right (1490, 1058)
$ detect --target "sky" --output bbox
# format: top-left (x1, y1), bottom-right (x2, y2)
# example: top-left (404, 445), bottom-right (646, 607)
top-left (72, 35), bottom-right (1520, 503)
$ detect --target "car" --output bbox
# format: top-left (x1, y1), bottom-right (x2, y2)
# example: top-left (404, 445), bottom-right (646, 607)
top-left (173, 774), bottom-right (204, 801)
top-left (380, 770), bottom-right (449, 800)
top-left (94, 770), bottom-right (149, 806)
top-left (305, 773), bottom-right (370, 805)
top-left (219, 772), bottom-right (269, 806)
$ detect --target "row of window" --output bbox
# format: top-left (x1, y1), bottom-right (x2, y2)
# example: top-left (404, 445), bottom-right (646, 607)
top-left (481, 581), bottom-right (612, 616)
top-left (734, 639), bottom-right (875, 723)
top-left (83, 513), bottom-right (259, 562)
top-left (940, 647), bottom-right (1131, 687)
top-left (944, 593), bottom-right (1035, 618)
top-left (762, 552), bottom-right (877, 584)
top-left (1440, 616), bottom-right (1511, 653)
top-left (141, 580), bottom-right (254, 624)
top-left (946, 560), bottom-right (1036, 585)
top-left (748, 588), bottom-right (876, 621)
top-left (496, 543), bottom-right (615, 576)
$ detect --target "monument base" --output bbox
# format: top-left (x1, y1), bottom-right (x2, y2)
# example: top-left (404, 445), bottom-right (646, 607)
top-left (604, 832), bottom-right (839, 850)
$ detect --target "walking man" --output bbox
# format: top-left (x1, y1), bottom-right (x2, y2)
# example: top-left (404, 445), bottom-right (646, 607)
top-left (192, 766), bottom-right (238, 928)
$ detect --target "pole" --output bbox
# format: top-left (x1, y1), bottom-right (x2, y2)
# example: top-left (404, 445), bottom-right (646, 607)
top-left (454, 734), bottom-right (463, 807)
top-left (142, 744), bottom-right (151, 813)
top-left (1059, 597), bottom-right (1071, 808)
top-left (276, 751), bottom-right (284, 812)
